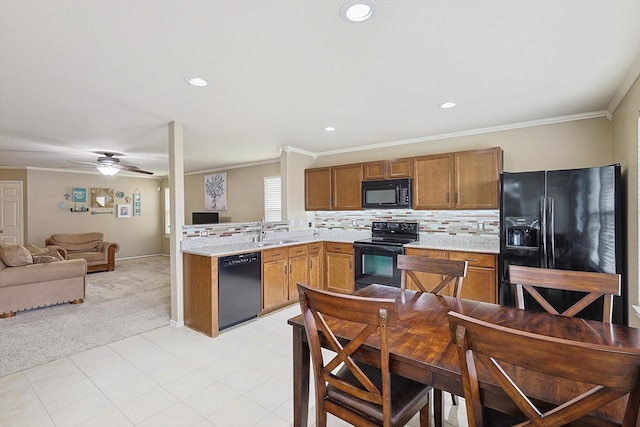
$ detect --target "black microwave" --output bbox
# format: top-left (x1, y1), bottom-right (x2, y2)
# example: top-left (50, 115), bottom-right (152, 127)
top-left (361, 178), bottom-right (413, 209)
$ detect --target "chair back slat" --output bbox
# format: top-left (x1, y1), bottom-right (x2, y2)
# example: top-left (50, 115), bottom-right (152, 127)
top-left (508, 265), bottom-right (621, 323)
top-left (398, 255), bottom-right (468, 297)
top-left (448, 311), bottom-right (640, 427)
top-left (297, 283), bottom-right (399, 426)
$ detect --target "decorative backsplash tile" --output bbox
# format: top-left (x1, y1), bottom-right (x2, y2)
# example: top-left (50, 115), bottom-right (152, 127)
top-left (314, 210), bottom-right (499, 237)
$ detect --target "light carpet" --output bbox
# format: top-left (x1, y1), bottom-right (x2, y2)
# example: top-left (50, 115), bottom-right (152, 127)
top-left (0, 255), bottom-right (170, 377)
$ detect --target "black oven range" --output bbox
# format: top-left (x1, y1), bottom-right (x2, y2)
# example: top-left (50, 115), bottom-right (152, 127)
top-left (353, 221), bottom-right (419, 290)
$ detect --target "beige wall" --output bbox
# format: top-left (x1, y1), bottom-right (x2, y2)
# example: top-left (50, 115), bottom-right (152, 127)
top-left (612, 76), bottom-right (640, 327)
top-left (281, 150), bottom-right (316, 229)
top-left (184, 161), bottom-right (281, 224)
top-left (24, 169), bottom-right (163, 258)
top-left (315, 117), bottom-right (613, 173)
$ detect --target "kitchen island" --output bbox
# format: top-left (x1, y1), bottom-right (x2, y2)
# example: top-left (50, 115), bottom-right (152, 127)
top-left (182, 228), bottom-right (498, 337)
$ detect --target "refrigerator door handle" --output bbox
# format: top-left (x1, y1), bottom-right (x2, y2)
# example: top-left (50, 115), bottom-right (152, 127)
top-left (540, 195), bottom-right (547, 268)
top-left (548, 197), bottom-right (555, 269)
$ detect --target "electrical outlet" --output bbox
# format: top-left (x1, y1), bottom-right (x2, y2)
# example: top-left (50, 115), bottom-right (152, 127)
top-left (199, 230), bottom-right (209, 237)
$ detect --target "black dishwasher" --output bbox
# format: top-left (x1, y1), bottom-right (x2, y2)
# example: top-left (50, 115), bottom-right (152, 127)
top-left (218, 252), bottom-right (261, 330)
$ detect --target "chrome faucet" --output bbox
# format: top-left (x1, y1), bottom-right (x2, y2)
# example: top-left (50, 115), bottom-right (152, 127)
top-left (258, 218), bottom-right (266, 242)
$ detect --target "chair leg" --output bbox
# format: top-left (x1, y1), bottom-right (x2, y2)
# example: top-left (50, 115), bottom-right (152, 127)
top-left (419, 398), bottom-right (431, 427)
top-left (434, 388), bottom-right (443, 427)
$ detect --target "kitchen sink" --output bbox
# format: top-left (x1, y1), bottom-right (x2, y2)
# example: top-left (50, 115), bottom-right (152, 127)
top-left (254, 239), bottom-right (297, 247)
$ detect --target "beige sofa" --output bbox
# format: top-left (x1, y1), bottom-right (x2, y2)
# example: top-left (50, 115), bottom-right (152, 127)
top-left (0, 243), bottom-right (87, 318)
top-left (46, 232), bottom-right (119, 273)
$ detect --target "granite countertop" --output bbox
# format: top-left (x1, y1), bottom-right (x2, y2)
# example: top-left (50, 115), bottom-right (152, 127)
top-left (405, 234), bottom-right (499, 254)
top-left (182, 230), bottom-right (499, 257)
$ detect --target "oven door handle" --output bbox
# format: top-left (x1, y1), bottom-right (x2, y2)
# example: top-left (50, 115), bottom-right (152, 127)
top-left (354, 243), bottom-right (404, 254)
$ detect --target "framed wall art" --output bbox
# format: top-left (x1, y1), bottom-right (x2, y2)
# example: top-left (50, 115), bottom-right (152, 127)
top-left (117, 204), bottom-right (132, 218)
top-left (91, 188), bottom-right (114, 208)
top-left (133, 191), bottom-right (141, 216)
top-left (72, 187), bottom-right (87, 203)
top-left (204, 172), bottom-right (227, 210)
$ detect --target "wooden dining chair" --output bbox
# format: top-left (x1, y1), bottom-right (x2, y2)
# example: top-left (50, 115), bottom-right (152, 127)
top-left (398, 255), bottom-right (468, 296)
top-left (448, 311), bottom-right (640, 427)
top-left (297, 283), bottom-right (432, 427)
top-left (508, 265), bottom-right (622, 323)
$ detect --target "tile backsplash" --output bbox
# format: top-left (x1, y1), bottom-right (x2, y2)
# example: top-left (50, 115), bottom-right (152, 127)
top-left (314, 210), bottom-right (499, 237)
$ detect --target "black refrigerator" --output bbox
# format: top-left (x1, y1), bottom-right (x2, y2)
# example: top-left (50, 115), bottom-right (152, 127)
top-left (499, 164), bottom-right (626, 325)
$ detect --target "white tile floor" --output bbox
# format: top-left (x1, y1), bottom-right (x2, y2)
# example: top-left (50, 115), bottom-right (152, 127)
top-left (0, 304), bottom-right (468, 427)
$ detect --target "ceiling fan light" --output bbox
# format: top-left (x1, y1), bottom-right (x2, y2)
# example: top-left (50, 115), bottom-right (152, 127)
top-left (97, 165), bottom-right (120, 176)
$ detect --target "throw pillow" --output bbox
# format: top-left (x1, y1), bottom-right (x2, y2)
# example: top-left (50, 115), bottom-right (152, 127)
top-left (0, 244), bottom-right (34, 267)
top-left (25, 244), bottom-right (64, 261)
top-left (0, 258), bottom-right (6, 272)
top-left (33, 254), bottom-right (62, 264)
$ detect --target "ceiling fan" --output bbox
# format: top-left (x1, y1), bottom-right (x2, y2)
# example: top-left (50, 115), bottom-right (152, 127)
top-left (69, 152), bottom-right (153, 176)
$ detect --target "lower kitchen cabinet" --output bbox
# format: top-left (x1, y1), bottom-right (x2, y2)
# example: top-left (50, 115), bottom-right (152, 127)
top-left (262, 248), bottom-right (288, 310)
top-left (287, 244), bottom-right (309, 301)
top-left (308, 242), bottom-right (323, 289)
top-left (325, 242), bottom-right (354, 294)
top-left (262, 244), bottom-right (309, 312)
top-left (404, 247), bottom-right (497, 303)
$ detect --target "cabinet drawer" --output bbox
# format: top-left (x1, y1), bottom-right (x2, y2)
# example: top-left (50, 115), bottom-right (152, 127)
top-left (308, 242), bottom-right (322, 254)
top-left (288, 244), bottom-right (309, 257)
top-left (448, 251), bottom-right (496, 268)
top-left (324, 242), bottom-right (353, 254)
top-left (262, 248), bottom-right (287, 262)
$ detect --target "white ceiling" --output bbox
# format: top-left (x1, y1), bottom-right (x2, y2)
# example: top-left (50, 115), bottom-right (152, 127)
top-left (1, 0), bottom-right (640, 177)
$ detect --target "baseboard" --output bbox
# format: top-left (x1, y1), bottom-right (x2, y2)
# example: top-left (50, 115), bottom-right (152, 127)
top-left (170, 319), bottom-right (185, 328)
top-left (116, 253), bottom-right (169, 260)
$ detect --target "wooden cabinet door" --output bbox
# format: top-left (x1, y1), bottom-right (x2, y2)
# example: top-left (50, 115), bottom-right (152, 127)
top-left (453, 147), bottom-right (502, 209)
top-left (289, 254), bottom-right (308, 301)
top-left (364, 158), bottom-right (413, 180)
top-left (404, 248), bottom-right (447, 293)
top-left (262, 248), bottom-right (288, 309)
top-left (448, 251), bottom-right (497, 303)
top-left (332, 164), bottom-right (363, 210)
top-left (387, 158), bottom-right (413, 178)
top-left (305, 167), bottom-right (331, 210)
top-left (363, 161), bottom-right (386, 180)
top-left (308, 243), bottom-right (323, 289)
top-left (288, 244), bottom-right (309, 300)
top-left (325, 252), bottom-right (354, 294)
top-left (413, 154), bottom-right (453, 209)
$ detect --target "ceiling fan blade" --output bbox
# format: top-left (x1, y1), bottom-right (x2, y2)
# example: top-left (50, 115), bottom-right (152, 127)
top-left (119, 164), bottom-right (154, 175)
top-left (68, 160), bottom-right (99, 167)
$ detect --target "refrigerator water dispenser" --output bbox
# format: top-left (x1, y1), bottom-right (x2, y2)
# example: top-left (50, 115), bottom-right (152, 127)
top-left (505, 217), bottom-right (538, 248)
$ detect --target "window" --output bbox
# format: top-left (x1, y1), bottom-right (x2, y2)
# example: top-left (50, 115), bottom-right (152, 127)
top-left (164, 188), bottom-right (170, 234)
top-left (264, 176), bottom-right (281, 221)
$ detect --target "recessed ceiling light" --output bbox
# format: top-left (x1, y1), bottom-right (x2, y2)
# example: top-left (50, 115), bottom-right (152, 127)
top-left (324, 126), bottom-right (336, 132)
top-left (440, 101), bottom-right (457, 109)
top-left (187, 77), bottom-right (208, 87)
top-left (340, 0), bottom-right (378, 23)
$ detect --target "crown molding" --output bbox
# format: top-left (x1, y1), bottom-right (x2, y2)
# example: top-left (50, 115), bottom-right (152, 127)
top-left (608, 53), bottom-right (640, 116)
top-left (279, 145), bottom-right (317, 158)
top-left (313, 111), bottom-right (609, 157)
top-left (185, 158), bottom-right (280, 176)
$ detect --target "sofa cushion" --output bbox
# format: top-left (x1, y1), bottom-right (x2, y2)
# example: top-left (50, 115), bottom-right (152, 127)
top-left (48, 232), bottom-right (104, 252)
top-left (25, 244), bottom-right (64, 263)
top-left (0, 258), bottom-right (87, 288)
top-left (0, 244), bottom-right (33, 267)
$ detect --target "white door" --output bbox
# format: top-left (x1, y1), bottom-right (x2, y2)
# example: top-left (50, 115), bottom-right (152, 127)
top-left (0, 181), bottom-right (23, 244)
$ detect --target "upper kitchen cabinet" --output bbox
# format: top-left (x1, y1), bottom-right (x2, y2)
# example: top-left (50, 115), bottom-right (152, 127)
top-left (332, 163), bottom-right (363, 210)
top-left (305, 164), bottom-right (363, 211)
top-left (305, 167), bottom-right (332, 210)
top-left (363, 158), bottom-right (413, 180)
top-left (414, 147), bottom-right (503, 210)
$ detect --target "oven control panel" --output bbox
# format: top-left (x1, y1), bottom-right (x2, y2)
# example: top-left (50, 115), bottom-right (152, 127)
top-left (371, 221), bottom-right (418, 238)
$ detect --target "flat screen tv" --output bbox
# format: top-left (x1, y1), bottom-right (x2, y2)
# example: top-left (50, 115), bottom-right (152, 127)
top-left (192, 212), bottom-right (219, 225)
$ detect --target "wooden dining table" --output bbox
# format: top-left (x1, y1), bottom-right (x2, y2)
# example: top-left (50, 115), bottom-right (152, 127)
top-left (288, 284), bottom-right (640, 427)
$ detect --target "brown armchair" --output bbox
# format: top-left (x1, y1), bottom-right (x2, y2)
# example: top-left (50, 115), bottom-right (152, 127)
top-left (46, 232), bottom-right (119, 273)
